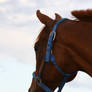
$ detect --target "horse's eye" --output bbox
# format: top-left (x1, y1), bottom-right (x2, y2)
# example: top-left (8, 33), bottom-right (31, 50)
top-left (34, 45), bottom-right (38, 52)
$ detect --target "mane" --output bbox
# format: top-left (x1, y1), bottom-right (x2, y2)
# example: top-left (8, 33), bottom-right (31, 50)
top-left (71, 9), bottom-right (92, 22)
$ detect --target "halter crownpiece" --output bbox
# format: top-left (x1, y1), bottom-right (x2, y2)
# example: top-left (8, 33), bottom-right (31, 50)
top-left (33, 18), bottom-right (77, 92)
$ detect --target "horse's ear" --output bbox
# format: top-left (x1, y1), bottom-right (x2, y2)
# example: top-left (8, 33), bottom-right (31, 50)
top-left (55, 13), bottom-right (62, 21)
top-left (36, 10), bottom-right (53, 26)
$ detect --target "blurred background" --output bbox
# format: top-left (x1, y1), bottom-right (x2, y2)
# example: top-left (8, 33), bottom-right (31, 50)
top-left (0, 0), bottom-right (92, 92)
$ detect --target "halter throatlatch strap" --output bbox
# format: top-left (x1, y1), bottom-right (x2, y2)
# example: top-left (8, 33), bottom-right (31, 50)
top-left (33, 18), bottom-right (77, 92)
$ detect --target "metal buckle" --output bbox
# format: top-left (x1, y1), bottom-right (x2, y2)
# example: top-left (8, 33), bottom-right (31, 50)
top-left (53, 32), bottom-right (56, 41)
top-left (49, 31), bottom-right (56, 41)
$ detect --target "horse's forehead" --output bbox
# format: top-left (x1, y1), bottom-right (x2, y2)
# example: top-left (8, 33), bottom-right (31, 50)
top-left (39, 28), bottom-right (49, 41)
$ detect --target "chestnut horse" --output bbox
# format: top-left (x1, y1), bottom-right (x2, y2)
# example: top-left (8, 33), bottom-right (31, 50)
top-left (29, 10), bottom-right (92, 92)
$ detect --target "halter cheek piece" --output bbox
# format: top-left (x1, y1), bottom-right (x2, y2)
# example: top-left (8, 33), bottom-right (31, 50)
top-left (33, 18), bottom-right (77, 92)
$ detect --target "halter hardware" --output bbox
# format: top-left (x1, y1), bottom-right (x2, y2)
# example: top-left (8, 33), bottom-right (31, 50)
top-left (52, 31), bottom-right (56, 41)
top-left (36, 76), bottom-right (42, 86)
top-left (32, 18), bottom-right (77, 92)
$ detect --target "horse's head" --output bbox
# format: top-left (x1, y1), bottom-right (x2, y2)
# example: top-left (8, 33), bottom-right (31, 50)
top-left (29, 10), bottom-right (80, 92)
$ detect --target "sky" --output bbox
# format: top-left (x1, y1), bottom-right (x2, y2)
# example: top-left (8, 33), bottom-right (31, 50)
top-left (0, 0), bottom-right (92, 92)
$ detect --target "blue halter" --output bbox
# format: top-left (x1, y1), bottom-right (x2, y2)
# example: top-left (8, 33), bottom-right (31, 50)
top-left (33, 18), bottom-right (77, 92)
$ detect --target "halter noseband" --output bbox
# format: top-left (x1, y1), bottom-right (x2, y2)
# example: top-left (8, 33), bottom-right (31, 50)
top-left (33, 18), bottom-right (77, 92)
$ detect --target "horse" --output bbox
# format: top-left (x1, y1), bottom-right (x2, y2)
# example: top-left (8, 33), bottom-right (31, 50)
top-left (29, 9), bottom-right (92, 92)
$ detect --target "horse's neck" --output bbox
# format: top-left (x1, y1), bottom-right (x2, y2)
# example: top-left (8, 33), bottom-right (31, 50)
top-left (61, 21), bottom-right (92, 76)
